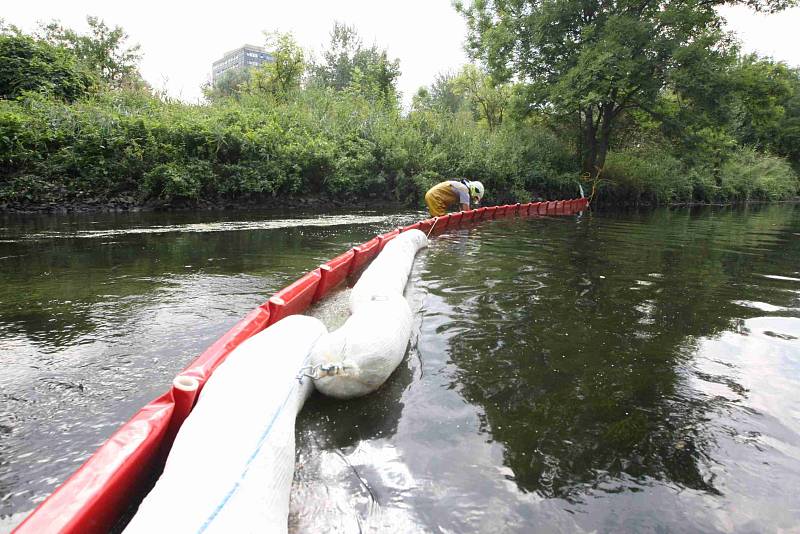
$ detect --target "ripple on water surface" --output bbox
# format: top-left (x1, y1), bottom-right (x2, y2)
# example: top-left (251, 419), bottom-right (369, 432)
top-left (293, 205), bottom-right (800, 533)
top-left (2, 205), bottom-right (799, 533)
top-left (0, 209), bottom-right (417, 529)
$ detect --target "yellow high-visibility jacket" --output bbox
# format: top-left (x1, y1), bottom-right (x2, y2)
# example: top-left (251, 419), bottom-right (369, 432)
top-left (424, 181), bottom-right (470, 217)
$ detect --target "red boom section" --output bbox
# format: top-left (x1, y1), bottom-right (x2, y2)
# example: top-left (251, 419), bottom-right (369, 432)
top-left (268, 270), bottom-right (322, 325)
top-left (349, 237), bottom-right (380, 275)
top-left (14, 197), bottom-right (589, 534)
top-left (377, 229), bottom-right (400, 251)
top-left (314, 249), bottom-right (355, 302)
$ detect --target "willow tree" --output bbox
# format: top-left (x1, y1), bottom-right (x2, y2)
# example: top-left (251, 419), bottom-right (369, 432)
top-left (456, 0), bottom-right (797, 177)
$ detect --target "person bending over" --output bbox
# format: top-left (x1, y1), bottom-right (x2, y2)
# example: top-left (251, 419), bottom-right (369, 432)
top-left (424, 180), bottom-right (485, 217)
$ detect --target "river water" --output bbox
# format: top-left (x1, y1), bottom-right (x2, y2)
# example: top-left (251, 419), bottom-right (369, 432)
top-left (1, 205), bottom-right (799, 532)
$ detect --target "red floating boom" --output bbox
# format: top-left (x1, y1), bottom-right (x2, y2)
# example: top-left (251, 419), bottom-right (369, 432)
top-left (13, 197), bottom-right (589, 533)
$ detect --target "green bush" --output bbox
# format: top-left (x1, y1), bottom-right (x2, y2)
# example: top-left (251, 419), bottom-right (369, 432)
top-left (1, 81), bottom-right (796, 208)
top-left (0, 35), bottom-right (95, 101)
top-left (718, 148), bottom-right (799, 201)
top-left (142, 160), bottom-right (211, 201)
top-left (603, 147), bottom-right (691, 204)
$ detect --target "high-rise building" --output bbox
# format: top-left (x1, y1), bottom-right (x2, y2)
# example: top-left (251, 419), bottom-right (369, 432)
top-left (212, 45), bottom-right (273, 83)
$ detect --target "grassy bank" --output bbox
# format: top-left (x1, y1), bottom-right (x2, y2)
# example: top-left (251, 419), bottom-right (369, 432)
top-left (1, 22), bottom-right (798, 211)
top-left (0, 89), bottom-right (582, 210)
top-left (3, 88), bottom-right (797, 212)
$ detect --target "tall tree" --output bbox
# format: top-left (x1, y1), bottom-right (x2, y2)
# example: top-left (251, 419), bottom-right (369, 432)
top-left (774, 71), bottom-right (800, 168)
top-left (309, 22), bottom-right (363, 90)
top-left (38, 16), bottom-right (142, 88)
top-left (0, 33), bottom-right (95, 101)
top-left (457, 0), bottom-right (797, 177)
top-left (309, 22), bottom-right (400, 102)
top-left (203, 68), bottom-right (252, 101)
top-left (727, 55), bottom-right (797, 153)
top-left (247, 32), bottom-right (305, 100)
top-left (429, 72), bottom-right (465, 113)
top-left (452, 64), bottom-right (511, 131)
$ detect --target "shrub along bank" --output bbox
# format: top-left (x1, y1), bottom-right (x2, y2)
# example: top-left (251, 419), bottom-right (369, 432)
top-left (0, 22), bottom-right (797, 211)
top-left (0, 89), bottom-right (581, 209)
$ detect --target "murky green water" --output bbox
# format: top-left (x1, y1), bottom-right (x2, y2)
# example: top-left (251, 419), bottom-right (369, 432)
top-left (2, 205), bottom-right (799, 532)
top-left (0, 208), bottom-right (418, 531)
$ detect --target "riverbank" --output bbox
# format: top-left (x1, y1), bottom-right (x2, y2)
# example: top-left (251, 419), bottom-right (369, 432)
top-left (3, 86), bottom-right (797, 215)
top-left (2, 194), bottom-right (797, 215)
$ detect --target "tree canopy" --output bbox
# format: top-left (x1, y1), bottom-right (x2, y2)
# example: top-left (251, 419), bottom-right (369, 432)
top-left (246, 32), bottom-right (305, 100)
top-left (0, 17), bottom-right (796, 209)
top-left (0, 33), bottom-right (95, 101)
top-left (457, 0), bottom-right (798, 177)
top-left (37, 16), bottom-right (142, 88)
top-left (308, 22), bottom-right (401, 102)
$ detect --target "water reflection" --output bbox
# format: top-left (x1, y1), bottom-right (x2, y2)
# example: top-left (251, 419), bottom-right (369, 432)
top-left (293, 204), bottom-right (799, 533)
top-left (0, 208), bottom-right (418, 526)
top-left (2, 204), bottom-right (799, 533)
top-left (423, 205), bottom-right (800, 530)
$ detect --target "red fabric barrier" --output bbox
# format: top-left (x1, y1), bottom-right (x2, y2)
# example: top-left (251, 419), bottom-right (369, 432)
top-left (349, 237), bottom-right (380, 275)
top-left (377, 229), bottom-right (400, 251)
top-left (417, 218), bottom-right (435, 234)
top-left (181, 306), bottom-right (271, 385)
top-left (430, 214), bottom-right (450, 235)
top-left (267, 269), bottom-right (322, 325)
top-left (15, 301), bottom-right (274, 533)
top-left (14, 393), bottom-right (176, 534)
top-left (16, 197), bottom-right (587, 533)
top-left (314, 249), bottom-right (354, 302)
top-left (402, 222), bottom-right (422, 233)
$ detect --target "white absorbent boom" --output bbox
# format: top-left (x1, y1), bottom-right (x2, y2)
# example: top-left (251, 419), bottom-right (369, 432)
top-left (124, 315), bottom-right (327, 534)
top-left (125, 229), bottom-right (427, 533)
top-left (309, 229), bottom-right (427, 399)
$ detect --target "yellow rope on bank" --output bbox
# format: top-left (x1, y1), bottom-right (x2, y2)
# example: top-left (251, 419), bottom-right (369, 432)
top-left (580, 167), bottom-right (611, 204)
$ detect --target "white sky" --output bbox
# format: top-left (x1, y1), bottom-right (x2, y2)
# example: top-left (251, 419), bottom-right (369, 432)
top-left (4, 1), bottom-right (800, 106)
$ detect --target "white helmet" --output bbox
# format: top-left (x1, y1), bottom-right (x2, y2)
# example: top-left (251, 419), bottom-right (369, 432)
top-left (468, 181), bottom-right (485, 203)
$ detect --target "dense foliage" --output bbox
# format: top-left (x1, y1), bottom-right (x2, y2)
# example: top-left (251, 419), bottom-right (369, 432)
top-left (0, 34), bottom-right (95, 101)
top-left (0, 15), bottom-right (797, 209)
